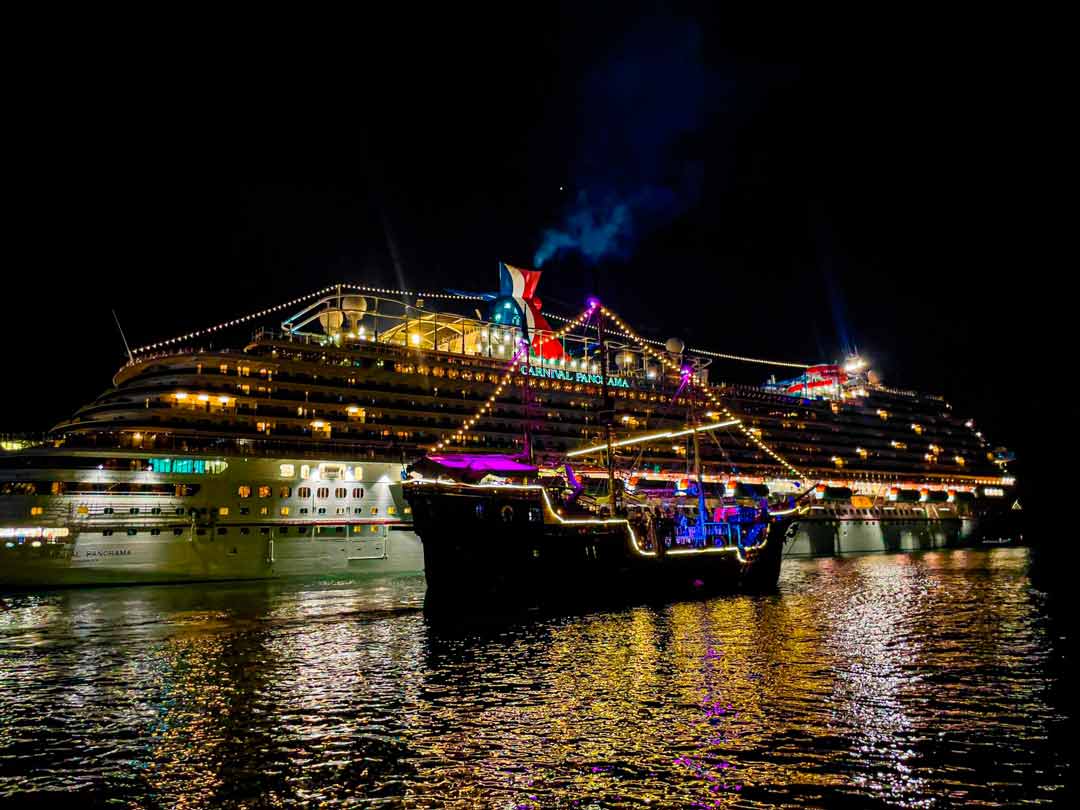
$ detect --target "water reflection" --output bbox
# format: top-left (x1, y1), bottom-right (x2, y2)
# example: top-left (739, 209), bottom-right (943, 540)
top-left (0, 551), bottom-right (1069, 807)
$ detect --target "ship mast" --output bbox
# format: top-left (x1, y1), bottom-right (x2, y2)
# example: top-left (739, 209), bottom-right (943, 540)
top-left (597, 307), bottom-right (616, 514)
top-left (688, 374), bottom-right (708, 544)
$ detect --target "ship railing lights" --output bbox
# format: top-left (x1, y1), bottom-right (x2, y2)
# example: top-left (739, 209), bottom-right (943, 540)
top-left (407, 478), bottom-right (769, 561)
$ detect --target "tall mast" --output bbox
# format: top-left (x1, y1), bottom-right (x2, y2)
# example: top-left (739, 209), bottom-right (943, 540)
top-left (597, 307), bottom-right (616, 512)
top-left (689, 375), bottom-right (707, 543)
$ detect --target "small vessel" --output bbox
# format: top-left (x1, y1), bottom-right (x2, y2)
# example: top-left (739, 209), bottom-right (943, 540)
top-left (406, 301), bottom-right (792, 608)
top-left (404, 453), bottom-right (791, 608)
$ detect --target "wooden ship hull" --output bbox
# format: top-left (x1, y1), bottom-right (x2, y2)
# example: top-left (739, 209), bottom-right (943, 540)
top-left (405, 480), bottom-right (789, 609)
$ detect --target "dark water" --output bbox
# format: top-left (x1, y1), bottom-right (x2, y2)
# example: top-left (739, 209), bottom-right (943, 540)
top-left (0, 549), bottom-right (1072, 808)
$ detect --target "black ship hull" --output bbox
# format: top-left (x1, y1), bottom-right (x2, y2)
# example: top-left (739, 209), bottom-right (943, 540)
top-left (405, 482), bottom-right (788, 610)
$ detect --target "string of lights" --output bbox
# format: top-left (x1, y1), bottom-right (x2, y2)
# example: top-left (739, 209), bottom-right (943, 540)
top-left (430, 302), bottom-right (598, 452)
top-left (546, 312), bottom-right (809, 368)
top-left (130, 283), bottom-right (490, 357)
top-left (596, 305), bottom-right (803, 478)
top-left (338, 283), bottom-right (488, 301)
top-left (131, 286), bottom-right (340, 356)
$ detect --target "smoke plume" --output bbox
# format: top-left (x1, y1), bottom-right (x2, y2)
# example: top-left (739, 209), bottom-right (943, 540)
top-left (534, 13), bottom-right (707, 267)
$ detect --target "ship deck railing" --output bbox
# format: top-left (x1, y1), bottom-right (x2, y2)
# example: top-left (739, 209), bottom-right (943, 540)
top-left (680, 522), bottom-right (742, 546)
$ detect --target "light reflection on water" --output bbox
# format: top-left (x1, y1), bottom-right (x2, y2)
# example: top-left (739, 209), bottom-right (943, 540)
top-left (0, 550), bottom-right (1069, 808)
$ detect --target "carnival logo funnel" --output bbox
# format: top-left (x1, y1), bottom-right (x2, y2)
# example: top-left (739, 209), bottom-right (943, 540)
top-left (489, 262), bottom-right (566, 360)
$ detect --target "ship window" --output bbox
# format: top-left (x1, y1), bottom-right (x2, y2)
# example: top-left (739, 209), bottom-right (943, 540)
top-left (31, 506), bottom-right (44, 516)
top-left (354, 507), bottom-right (363, 514)
top-left (173, 528), bottom-right (183, 536)
top-left (127, 529), bottom-right (137, 536)
top-left (353, 487), bottom-right (364, 498)
top-left (218, 507), bottom-right (229, 516)
top-left (240, 527), bottom-right (250, 535)
top-left (316, 487), bottom-right (329, 499)
top-left (258, 485), bottom-right (271, 498)
top-left (336, 507), bottom-right (346, 515)
top-left (298, 487), bottom-right (312, 498)
top-left (297, 527), bottom-right (308, 535)
top-left (150, 529), bottom-right (161, 536)
top-left (103, 529), bottom-right (114, 536)
top-left (238, 485), bottom-right (252, 498)
top-left (77, 505), bottom-right (89, 515)
top-left (280, 526), bottom-right (289, 534)
top-left (280, 506), bottom-right (290, 516)
top-left (335, 487), bottom-right (347, 499)
top-left (104, 507), bottom-right (114, 514)
top-left (239, 507), bottom-right (249, 515)
top-left (259, 506), bottom-right (269, 516)
top-left (301, 464), bottom-right (311, 480)
top-left (318, 507), bottom-right (327, 515)
top-left (259, 527), bottom-right (269, 535)
top-left (299, 507), bottom-right (309, 515)
top-left (370, 525), bottom-right (379, 533)
top-left (280, 486), bottom-right (292, 498)
top-left (387, 506), bottom-right (396, 515)
top-left (151, 507), bottom-right (161, 515)
top-left (130, 507), bottom-right (139, 514)
top-left (370, 506), bottom-right (379, 515)
top-left (279, 464), bottom-right (295, 478)
top-left (217, 527), bottom-right (228, 535)
top-left (353, 525), bottom-right (363, 534)
top-left (175, 507), bottom-right (185, 515)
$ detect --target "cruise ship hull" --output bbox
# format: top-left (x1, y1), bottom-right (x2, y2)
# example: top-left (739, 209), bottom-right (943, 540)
top-left (0, 528), bottom-right (423, 587)
top-left (784, 513), bottom-right (1020, 556)
top-left (1, 453), bottom-right (425, 588)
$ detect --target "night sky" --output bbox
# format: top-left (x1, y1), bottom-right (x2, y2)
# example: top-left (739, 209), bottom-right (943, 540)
top-left (5, 9), bottom-right (1057, 511)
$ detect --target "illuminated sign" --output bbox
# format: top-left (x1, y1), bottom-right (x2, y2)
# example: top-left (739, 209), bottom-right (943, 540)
top-left (520, 364), bottom-right (631, 388)
top-left (149, 458), bottom-right (228, 475)
top-left (983, 487), bottom-right (1005, 497)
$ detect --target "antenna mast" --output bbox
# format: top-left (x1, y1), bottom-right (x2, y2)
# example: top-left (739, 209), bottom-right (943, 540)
top-left (112, 309), bottom-right (134, 364)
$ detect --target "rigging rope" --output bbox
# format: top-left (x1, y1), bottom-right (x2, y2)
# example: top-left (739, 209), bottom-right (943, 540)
top-left (545, 311), bottom-right (809, 369)
top-left (595, 305), bottom-right (802, 478)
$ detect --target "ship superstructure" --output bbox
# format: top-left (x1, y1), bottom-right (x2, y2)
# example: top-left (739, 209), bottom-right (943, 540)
top-left (1, 265), bottom-right (1017, 586)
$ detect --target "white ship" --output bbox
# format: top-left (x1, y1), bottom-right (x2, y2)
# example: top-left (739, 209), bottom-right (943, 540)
top-left (1, 451), bottom-right (422, 586)
top-left (2, 266), bottom-right (1019, 587)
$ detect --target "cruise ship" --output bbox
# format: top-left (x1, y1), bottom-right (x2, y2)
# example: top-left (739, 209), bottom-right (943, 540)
top-left (1, 264), bottom-right (1016, 586)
